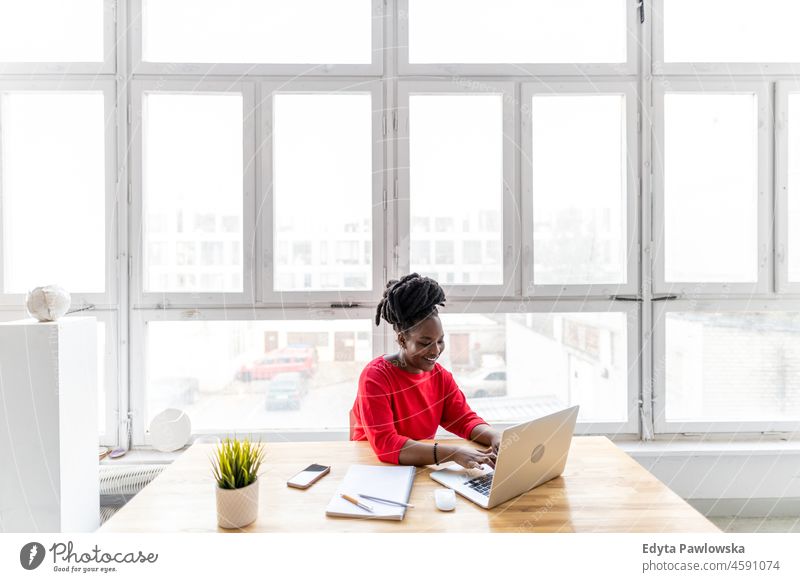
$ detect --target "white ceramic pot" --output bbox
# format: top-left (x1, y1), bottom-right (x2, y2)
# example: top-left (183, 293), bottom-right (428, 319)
top-left (215, 479), bottom-right (259, 529)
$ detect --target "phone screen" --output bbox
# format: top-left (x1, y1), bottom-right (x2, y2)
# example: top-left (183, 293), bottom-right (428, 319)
top-left (288, 464), bottom-right (330, 487)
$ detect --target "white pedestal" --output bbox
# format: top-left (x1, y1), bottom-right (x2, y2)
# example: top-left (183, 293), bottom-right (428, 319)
top-left (0, 316), bottom-right (99, 532)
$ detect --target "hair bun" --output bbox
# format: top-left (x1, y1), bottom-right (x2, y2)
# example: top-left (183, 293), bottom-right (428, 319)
top-left (375, 273), bottom-right (446, 331)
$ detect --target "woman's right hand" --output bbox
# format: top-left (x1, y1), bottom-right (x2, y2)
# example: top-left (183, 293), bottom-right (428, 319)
top-left (450, 446), bottom-right (496, 470)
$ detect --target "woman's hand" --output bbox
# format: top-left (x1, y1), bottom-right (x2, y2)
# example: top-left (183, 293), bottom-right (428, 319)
top-left (450, 445), bottom-right (496, 470)
top-left (469, 424), bottom-right (504, 456)
top-left (490, 432), bottom-right (503, 456)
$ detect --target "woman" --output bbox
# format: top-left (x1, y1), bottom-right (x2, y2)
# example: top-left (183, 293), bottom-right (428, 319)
top-left (350, 273), bottom-right (503, 469)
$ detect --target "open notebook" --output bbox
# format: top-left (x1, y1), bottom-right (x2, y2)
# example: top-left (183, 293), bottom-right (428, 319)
top-left (326, 465), bottom-right (416, 521)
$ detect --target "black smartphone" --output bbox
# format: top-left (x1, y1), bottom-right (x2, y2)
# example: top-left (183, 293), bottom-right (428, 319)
top-left (287, 463), bottom-right (331, 489)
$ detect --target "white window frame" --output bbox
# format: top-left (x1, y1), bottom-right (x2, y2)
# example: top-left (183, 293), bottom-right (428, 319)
top-left (130, 80), bottom-right (257, 308)
top-left (397, 0), bottom-right (638, 77)
top-left (652, 0), bottom-right (800, 76)
top-left (0, 80), bottom-right (119, 308)
top-left (396, 80), bottom-right (521, 299)
top-left (653, 299), bottom-right (800, 434)
top-left (775, 80), bottom-right (800, 294)
top-left (129, 0), bottom-right (385, 77)
top-left (651, 80), bottom-right (771, 296)
top-left (93, 309), bottom-right (121, 446)
top-left (521, 81), bottom-right (639, 298)
top-left (418, 299), bottom-right (640, 436)
top-left (259, 80), bottom-right (385, 305)
top-left (129, 306), bottom-right (383, 445)
top-left (0, 0), bottom-right (116, 75)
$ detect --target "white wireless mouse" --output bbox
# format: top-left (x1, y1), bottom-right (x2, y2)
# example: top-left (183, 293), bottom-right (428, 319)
top-left (434, 488), bottom-right (456, 511)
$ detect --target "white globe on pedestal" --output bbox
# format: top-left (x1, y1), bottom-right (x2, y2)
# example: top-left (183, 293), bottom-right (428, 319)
top-left (25, 285), bottom-right (71, 322)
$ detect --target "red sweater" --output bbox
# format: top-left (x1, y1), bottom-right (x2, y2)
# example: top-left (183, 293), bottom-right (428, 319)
top-left (350, 356), bottom-right (487, 464)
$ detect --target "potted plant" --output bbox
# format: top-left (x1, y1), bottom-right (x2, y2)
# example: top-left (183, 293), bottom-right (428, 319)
top-left (210, 437), bottom-right (266, 529)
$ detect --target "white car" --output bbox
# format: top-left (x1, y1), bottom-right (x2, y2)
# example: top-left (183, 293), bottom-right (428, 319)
top-left (456, 369), bottom-right (507, 399)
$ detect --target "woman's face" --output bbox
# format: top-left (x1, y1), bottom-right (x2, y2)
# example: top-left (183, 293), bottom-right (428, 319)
top-left (398, 315), bottom-right (445, 373)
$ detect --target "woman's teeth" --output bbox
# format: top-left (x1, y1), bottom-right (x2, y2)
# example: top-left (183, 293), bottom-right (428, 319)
top-left (424, 356), bottom-right (437, 362)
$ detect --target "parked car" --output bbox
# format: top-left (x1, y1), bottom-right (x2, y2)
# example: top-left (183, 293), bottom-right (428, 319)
top-left (237, 344), bottom-right (318, 382)
top-left (456, 368), bottom-right (507, 399)
top-left (265, 372), bottom-right (309, 410)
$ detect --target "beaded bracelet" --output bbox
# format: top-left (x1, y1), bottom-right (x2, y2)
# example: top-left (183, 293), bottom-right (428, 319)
top-left (433, 442), bottom-right (439, 465)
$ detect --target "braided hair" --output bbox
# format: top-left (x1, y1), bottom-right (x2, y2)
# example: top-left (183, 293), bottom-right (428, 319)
top-left (375, 273), bottom-right (446, 333)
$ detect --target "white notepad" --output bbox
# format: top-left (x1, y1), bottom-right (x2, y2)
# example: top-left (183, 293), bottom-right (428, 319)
top-left (325, 465), bottom-right (416, 521)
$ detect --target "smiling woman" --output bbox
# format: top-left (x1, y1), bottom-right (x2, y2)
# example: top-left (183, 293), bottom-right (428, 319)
top-left (349, 273), bottom-right (503, 468)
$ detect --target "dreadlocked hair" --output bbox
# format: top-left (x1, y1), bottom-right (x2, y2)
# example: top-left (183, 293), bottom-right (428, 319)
top-left (374, 273), bottom-right (446, 332)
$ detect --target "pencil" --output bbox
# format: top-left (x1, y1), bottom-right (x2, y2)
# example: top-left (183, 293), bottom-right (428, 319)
top-left (341, 493), bottom-right (374, 512)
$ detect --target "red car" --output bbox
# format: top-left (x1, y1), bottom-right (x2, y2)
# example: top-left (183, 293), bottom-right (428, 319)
top-left (237, 345), bottom-right (317, 382)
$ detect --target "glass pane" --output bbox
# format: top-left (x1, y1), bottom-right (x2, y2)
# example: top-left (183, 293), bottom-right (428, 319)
top-left (664, 93), bottom-right (758, 283)
top-left (142, 0), bottom-right (371, 64)
top-left (435, 312), bottom-right (628, 424)
top-left (0, 0), bottom-right (104, 63)
top-left (145, 320), bottom-right (372, 431)
top-left (532, 94), bottom-right (627, 285)
top-left (664, 0), bottom-right (800, 63)
top-left (666, 312), bottom-right (800, 421)
top-left (1, 92), bottom-right (106, 293)
top-left (409, 0), bottom-right (626, 64)
top-left (273, 94), bottom-right (372, 291)
top-left (788, 94), bottom-right (800, 281)
top-left (143, 93), bottom-right (243, 293)
top-left (410, 94), bottom-right (503, 285)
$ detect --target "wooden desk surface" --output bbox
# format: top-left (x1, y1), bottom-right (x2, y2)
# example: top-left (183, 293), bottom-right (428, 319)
top-left (99, 437), bottom-right (719, 533)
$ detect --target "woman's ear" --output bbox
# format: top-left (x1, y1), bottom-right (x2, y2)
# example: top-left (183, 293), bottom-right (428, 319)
top-left (397, 332), bottom-right (406, 348)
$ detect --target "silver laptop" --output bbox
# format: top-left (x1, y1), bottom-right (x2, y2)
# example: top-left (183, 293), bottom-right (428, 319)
top-left (430, 405), bottom-right (579, 509)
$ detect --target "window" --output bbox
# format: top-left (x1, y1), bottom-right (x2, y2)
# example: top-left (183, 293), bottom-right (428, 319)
top-left (655, 84), bottom-right (768, 292)
top-left (439, 308), bottom-right (633, 431)
top-left (141, 318), bottom-right (372, 435)
top-left (8, 1), bottom-right (798, 445)
top-left (655, 303), bottom-right (800, 433)
top-left (662, 0), bottom-right (800, 64)
top-left (0, 88), bottom-right (110, 296)
top-left (138, 87), bottom-right (248, 296)
top-left (270, 91), bottom-right (374, 292)
top-left (405, 90), bottom-right (507, 287)
top-left (528, 91), bottom-right (628, 287)
top-left (0, 0), bottom-right (111, 71)
top-left (406, 0), bottom-right (627, 66)
top-left (137, 0), bottom-right (378, 75)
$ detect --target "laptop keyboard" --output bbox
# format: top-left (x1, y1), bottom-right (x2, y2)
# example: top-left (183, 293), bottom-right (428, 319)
top-left (465, 473), bottom-right (494, 496)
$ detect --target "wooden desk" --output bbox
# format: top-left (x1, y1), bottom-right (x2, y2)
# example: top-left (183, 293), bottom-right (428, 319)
top-left (99, 437), bottom-right (719, 533)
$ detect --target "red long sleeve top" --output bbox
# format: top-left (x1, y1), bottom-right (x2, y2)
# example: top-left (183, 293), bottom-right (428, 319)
top-left (350, 356), bottom-right (487, 464)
